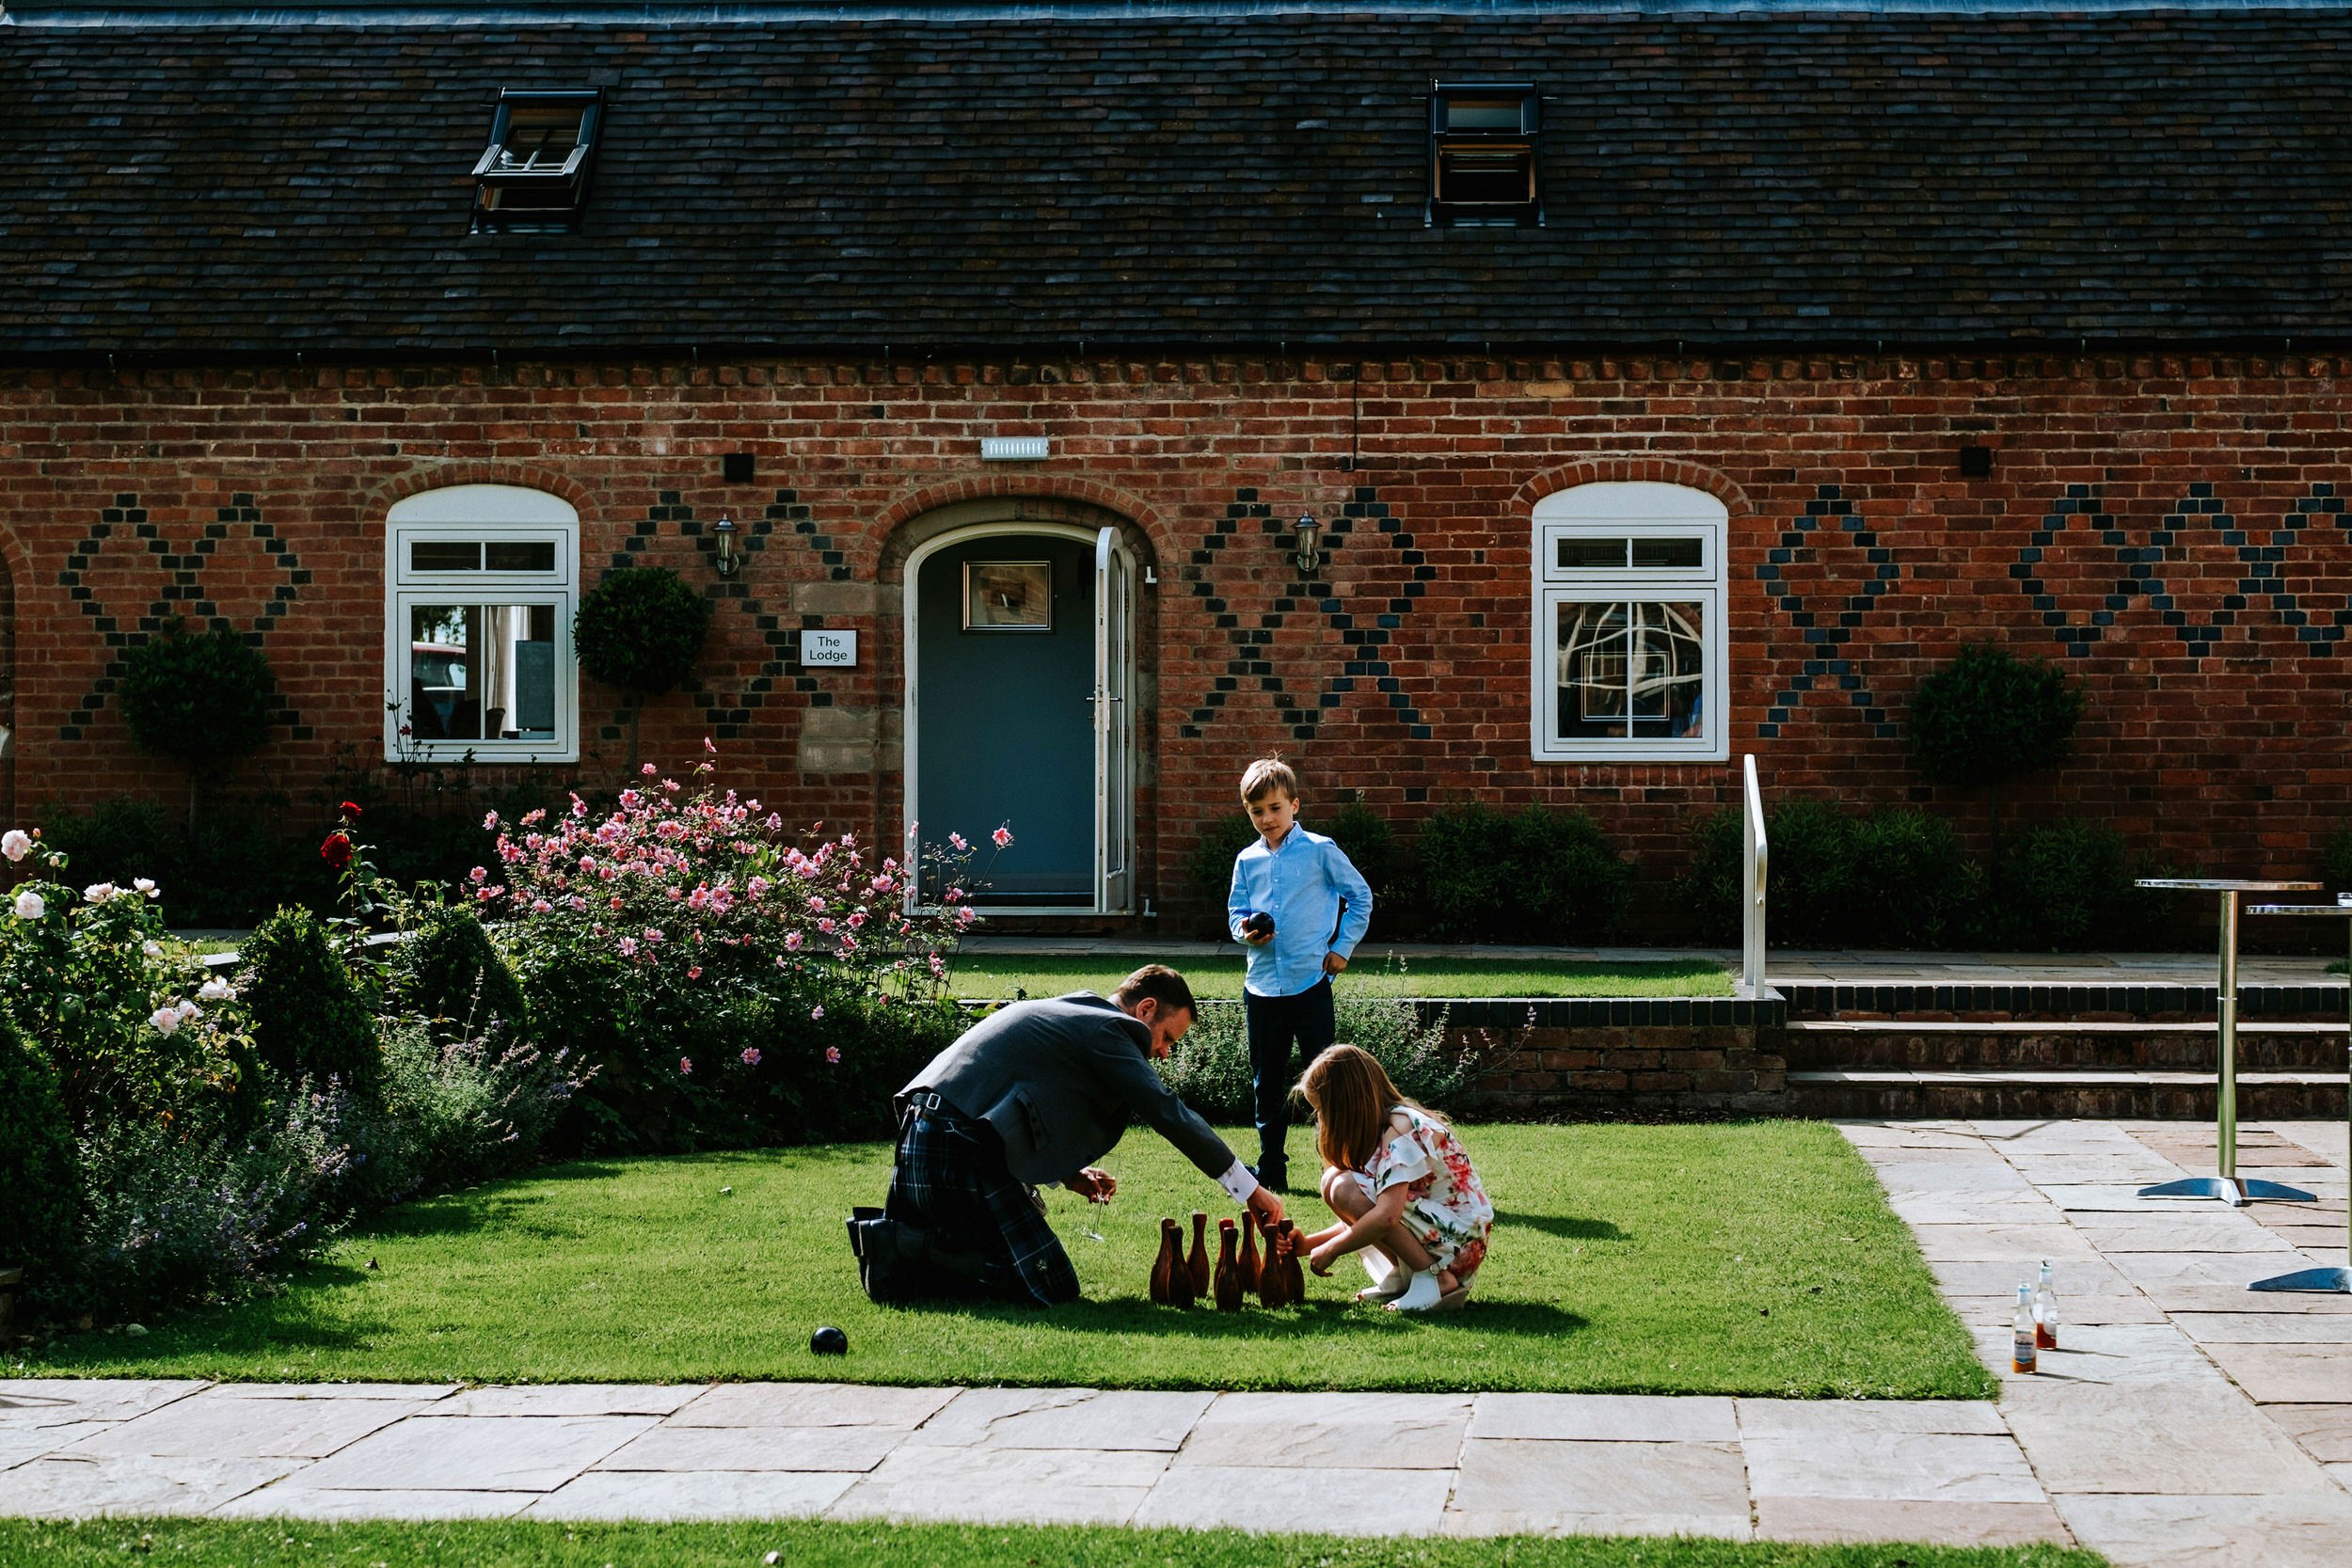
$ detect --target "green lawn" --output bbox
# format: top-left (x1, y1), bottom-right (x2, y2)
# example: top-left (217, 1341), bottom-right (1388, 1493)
top-left (17, 1122), bottom-right (1986, 1400)
top-left (948, 953), bottom-right (1733, 1000)
top-left (0, 1520), bottom-right (2104, 1568)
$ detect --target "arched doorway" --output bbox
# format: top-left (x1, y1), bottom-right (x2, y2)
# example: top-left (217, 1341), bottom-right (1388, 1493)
top-left (902, 520), bottom-right (1136, 912)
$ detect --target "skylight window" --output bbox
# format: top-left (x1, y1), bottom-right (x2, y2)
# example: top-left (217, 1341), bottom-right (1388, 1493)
top-left (1428, 81), bottom-right (1541, 228)
top-left (471, 89), bottom-right (603, 232)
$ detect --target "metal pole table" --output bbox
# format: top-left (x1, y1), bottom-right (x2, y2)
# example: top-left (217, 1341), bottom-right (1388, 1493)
top-left (2133, 879), bottom-right (2322, 1207)
top-left (2244, 895), bottom-right (2352, 1293)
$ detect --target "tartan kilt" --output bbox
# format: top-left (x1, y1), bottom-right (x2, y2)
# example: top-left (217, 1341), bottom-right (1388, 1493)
top-left (886, 1105), bottom-right (1082, 1307)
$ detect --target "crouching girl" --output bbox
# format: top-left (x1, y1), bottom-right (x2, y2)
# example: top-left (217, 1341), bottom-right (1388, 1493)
top-left (1295, 1043), bottom-right (1492, 1312)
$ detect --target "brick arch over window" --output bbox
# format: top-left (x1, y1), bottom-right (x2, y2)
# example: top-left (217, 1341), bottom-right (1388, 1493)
top-left (371, 465), bottom-right (603, 525)
top-left (1514, 457), bottom-right (1752, 523)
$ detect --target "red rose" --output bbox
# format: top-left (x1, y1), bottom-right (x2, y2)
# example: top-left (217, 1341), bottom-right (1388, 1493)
top-left (340, 800), bottom-right (363, 818)
top-left (321, 832), bottom-right (354, 870)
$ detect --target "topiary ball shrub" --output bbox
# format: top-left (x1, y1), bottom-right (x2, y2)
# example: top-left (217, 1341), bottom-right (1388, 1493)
top-left (572, 567), bottom-right (712, 698)
top-left (1417, 803), bottom-right (1630, 942)
top-left (119, 621), bottom-right (277, 766)
top-left (392, 901), bottom-right (527, 1041)
top-left (1910, 643), bottom-right (2083, 790)
top-left (0, 1023), bottom-right (78, 1284)
top-left (237, 907), bottom-right (380, 1093)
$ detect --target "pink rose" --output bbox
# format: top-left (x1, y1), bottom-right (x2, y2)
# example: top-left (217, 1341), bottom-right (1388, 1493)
top-left (679, 1057), bottom-right (692, 1075)
top-left (811, 1006), bottom-right (825, 1022)
top-left (740, 1047), bottom-right (760, 1067)
top-left (824, 1046), bottom-right (841, 1064)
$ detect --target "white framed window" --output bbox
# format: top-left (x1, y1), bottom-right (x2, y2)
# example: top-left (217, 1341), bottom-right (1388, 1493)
top-left (1532, 482), bottom-right (1727, 763)
top-left (385, 484), bottom-right (579, 763)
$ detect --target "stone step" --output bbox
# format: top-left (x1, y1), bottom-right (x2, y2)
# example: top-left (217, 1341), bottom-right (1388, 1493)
top-left (1779, 979), bottom-right (2349, 1023)
top-left (1791, 1066), bottom-right (2349, 1120)
top-left (1782, 1018), bottom-right (2352, 1071)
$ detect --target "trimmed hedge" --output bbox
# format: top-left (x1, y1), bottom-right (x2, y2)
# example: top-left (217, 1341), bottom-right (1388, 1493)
top-left (236, 907), bottom-right (381, 1093)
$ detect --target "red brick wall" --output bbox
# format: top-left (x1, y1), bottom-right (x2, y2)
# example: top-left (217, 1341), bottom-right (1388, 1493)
top-left (4, 351), bottom-right (2349, 935)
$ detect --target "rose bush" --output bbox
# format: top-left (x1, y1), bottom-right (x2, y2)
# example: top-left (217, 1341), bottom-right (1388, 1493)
top-left (476, 751), bottom-right (992, 1148)
top-left (0, 822), bottom-right (580, 1331)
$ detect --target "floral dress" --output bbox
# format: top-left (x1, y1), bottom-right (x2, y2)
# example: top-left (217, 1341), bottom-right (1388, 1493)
top-left (1349, 1105), bottom-right (1493, 1284)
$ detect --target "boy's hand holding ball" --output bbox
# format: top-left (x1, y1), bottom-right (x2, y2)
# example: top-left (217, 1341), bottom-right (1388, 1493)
top-left (1241, 910), bottom-right (1275, 945)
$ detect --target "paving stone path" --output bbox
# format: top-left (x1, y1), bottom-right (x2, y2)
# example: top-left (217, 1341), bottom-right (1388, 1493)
top-left (2, 1117), bottom-right (2346, 1561)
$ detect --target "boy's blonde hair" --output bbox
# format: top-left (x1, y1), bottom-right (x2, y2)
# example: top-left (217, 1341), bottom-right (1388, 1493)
top-left (1239, 757), bottom-right (1298, 804)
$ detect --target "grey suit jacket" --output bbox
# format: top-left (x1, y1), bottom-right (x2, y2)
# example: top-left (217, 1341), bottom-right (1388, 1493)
top-left (899, 993), bottom-right (1236, 1188)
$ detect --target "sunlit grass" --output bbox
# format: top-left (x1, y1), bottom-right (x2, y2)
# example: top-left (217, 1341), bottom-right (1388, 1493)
top-left (20, 1123), bottom-right (1985, 1400)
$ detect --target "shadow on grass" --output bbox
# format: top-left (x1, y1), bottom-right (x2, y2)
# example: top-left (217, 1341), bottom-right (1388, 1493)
top-left (1491, 1210), bottom-right (1629, 1243)
top-left (888, 1297), bottom-right (1592, 1338)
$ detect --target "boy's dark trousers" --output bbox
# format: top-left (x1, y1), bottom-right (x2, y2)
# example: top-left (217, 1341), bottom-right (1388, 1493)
top-left (1244, 976), bottom-right (1334, 1185)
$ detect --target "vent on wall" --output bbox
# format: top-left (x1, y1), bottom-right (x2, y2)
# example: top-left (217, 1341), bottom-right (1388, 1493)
top-left (1428, 81), bottom-right (1541, 228)
top-left (472, 88), bottom-right (603, 233)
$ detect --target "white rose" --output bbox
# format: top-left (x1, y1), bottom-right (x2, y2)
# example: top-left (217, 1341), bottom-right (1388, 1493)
top-left (12, 891), bottom-right (43, 921)
top-left (149, 1006), bottom-right (181, 1036)
top-left (143, 941), bottom-right (163, 958)
top-left (82, 881), bottom-right (116, 903)
top-left (174, 1000), bottom-right (201, 1022)
top-left (198, 976), bottom-right (234, 1002)
top-left (133, 878), bottom-right (158, 898)
top-left (0, 830), bottom-right (29, 863)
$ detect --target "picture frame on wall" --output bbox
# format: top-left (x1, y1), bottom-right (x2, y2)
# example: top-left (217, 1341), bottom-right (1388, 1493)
top-left (963, 560), bottom-right (1054, 631)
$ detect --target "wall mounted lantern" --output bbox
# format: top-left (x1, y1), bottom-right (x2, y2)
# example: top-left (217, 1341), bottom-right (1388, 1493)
top-left (1293, 511), bottom-right (1323, 577)
top-left (712, 514), bottom-right (739, 578)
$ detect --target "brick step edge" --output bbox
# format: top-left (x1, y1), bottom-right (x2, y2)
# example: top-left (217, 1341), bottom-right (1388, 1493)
top-left (1789, 1020), bottom-right (2348, 1034)
top-left (957, 994), bottom-right (1785, 1028)
top-left (1795, 1068), bottom-right (2348, 1119)
top-left (1792, 1068), bottom-right (2345, 1086)
top-left (1781, 981), bottom-right (2348, 1022)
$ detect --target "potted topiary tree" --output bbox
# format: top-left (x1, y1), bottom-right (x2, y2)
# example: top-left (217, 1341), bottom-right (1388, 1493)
top-left (1908, 642), bottom-right (2083, 848)
top-left (119, 619), bottom-right (277, 835)
top-left (571, 567), bottom-right (712, 769)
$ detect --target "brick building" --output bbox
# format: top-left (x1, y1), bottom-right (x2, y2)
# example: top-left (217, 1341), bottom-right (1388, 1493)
top-left (4, 0), bottom-right (2351, 932)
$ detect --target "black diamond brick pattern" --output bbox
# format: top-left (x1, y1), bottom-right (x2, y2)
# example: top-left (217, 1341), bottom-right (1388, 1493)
top-left (2007, 481), bottom-right (2352, 665)
top-left (1755, 484), bottom-right (1899, 740)
top-left (598, 488), bottom-right (818, 747)
top-left (1179, 484), bottom-right (1430, 745)
top-left (57, 491), bottom-right (309, 744)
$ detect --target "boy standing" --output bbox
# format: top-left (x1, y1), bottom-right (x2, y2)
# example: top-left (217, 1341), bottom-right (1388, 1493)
top-left (1227, 758), bottom-right (1373, 1190)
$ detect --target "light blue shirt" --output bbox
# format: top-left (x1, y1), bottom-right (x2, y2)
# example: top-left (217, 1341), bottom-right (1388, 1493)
top-left (1227, 825), bottom-right (1374, 998)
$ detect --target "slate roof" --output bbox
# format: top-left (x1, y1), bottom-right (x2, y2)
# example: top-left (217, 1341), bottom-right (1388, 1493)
top-left (5, 2), bottom-right (2352, 357)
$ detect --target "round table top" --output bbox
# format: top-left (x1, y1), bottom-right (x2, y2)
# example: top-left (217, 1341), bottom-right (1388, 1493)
top-left (2135, 879), bottom-right (2323, 892)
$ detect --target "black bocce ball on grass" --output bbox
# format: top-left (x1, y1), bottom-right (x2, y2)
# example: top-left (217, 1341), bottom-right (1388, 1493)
top-left (810, 1325), bottom-right (849, 1356)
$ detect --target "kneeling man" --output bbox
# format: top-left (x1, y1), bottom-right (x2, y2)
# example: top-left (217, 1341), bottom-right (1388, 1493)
top-left (849, 964), bottom-right (1286, 1305)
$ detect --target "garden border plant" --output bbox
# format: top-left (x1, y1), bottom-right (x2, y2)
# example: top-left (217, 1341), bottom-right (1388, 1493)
top-left (0, 746), bottom-right (1006, 1343)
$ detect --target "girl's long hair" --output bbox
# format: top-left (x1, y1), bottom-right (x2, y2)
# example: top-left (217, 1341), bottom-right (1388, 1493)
top-left (1298, 1044), bottom-right (1444, 1171)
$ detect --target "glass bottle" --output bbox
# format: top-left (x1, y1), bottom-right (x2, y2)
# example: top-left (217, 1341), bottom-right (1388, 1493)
top-left (2035, 1260), bottom-right (2059, 1351)
top-left (2011, 1283), bottom-right (2039, 1374)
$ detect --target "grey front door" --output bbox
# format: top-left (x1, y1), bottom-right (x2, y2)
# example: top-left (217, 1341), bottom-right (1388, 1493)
top-left (914, 533), bottom-right (1096, 906)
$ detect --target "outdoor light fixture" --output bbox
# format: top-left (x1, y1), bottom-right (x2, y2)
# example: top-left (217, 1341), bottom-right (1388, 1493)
top-left (712, 514), bottom-right (739, 578)
top-left (1293, 511), bottom-right (1323, 577)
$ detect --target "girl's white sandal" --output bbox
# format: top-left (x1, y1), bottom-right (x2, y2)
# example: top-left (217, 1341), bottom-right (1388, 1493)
top-left (1355, 1252), bottom-right (1407, 1303)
